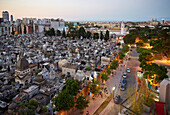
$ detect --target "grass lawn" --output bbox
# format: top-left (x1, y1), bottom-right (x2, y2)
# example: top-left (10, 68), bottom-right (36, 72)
top-left (93, 94), bottom-right (112, 115)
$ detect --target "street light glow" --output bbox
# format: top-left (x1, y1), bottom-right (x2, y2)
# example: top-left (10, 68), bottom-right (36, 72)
top-left (112, 87), bottom-right (115, 91)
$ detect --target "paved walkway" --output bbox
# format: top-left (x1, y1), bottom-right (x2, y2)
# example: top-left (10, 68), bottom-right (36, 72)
top-left (83, 91), bottom-right (109, 115)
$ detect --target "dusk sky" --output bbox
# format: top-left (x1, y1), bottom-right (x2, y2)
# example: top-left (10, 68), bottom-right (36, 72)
top-left (0, 0), bottom-right (170, 21)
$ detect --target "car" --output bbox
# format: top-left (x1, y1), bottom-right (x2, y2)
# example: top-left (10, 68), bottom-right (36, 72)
top-left (120, 84), bottom-right (126, 91)
top-left (122, 73), bottom-right (127, 78)
top-left (127, 68), bottom-right (130, 73)
top-left (122, 78), bottom-right (126, 86)
top-left (114, 95), bottom-right (121, 104)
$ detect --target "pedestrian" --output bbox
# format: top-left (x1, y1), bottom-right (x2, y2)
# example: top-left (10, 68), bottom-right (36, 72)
top-left (86, 111), bottom-right (89, 115)
top-left (92, 96), bottom-right (95, 100)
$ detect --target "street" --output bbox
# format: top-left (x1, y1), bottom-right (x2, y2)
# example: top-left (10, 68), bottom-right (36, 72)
top-left (100, 48), bottom-right (140, 115)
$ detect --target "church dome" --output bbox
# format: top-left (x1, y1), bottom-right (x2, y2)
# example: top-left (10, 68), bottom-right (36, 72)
top-left (16, 57), bottom-right (29, 71)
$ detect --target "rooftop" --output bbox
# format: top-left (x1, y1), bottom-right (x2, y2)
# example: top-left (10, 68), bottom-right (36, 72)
top-left (62, 63), bottom-right (78, 69)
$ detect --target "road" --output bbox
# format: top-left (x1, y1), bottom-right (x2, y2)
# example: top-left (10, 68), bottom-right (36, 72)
top-left (100, 48), bottom-right (140, 115)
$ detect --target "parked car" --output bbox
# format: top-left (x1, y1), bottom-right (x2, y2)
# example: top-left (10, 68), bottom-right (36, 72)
top-left (122, 73), bottom-right (127, 78)
top-left (127, 68), bottom-right (130, 73)
top-left (122, 78), bottom-right (126, 86)
top-left (114, 95), bottom-right (121, 104)
top-left (120, 84), bottom-right (126, 91)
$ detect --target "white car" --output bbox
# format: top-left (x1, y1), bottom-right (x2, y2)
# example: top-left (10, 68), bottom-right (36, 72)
top-left (122, 73), bottom-right (127, 78)
top-left (127, 68), bottom-right (130, 73)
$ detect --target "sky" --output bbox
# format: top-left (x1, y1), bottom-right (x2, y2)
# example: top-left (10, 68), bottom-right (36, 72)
top-left (0, 0), bottom-right (170, 21)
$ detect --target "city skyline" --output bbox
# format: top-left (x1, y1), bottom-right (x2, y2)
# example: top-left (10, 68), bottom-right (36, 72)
top-left (0, 0), bottom-right (170, 21)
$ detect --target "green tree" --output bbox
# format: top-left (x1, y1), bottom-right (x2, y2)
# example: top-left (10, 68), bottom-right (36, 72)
top-left (66, 79), bottom-right (80, 96)
top-left (19, 26), bottom-right (22, 34)
top-left (62, 29), bottom-right (66, 38)
top-left (53, 90), bottom-right (74, 111)
top-left (78, 26), bottom-right (86, 38)
top-left (89, 79), bottom-right (100, 95)
top-left (93, 33), bottom-right (99, 39)
top-left (45, 28), bottom-right (55, 36)
top-left (101, 73), bottom-right (109, 82)
top-left (11, 26), bottom-right (15, 35)
top-left (67, 27), bottom-right (78, 38)
top-left (105, 30), bottom-right (109, 41)
top-left (110, 60), bottom-right (119, 70)
top-left (100, 31), bottom-right (104, 40)
top-left (123, 34), bottom-right (136, 44)
top-left (56, 30), bottom-right (61, 36)
top-left (29, 99), bottom-right (38, 108)
top-left (41, 106), bottom-right (48, 113)
top-left (86, 31), bottom-right (91, 39)
top-left (76, 93), bottom-right (89, 114)
top-left (106, 68), bottom-right (111, 75)
top-left (117, 42), bottom-right (121, 46)
top-left (24, 25), bottom-right (27, 34)
top-left (86, 67), bottom-right (92, 71)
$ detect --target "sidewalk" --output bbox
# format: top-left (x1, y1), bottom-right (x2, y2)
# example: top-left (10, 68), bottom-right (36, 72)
top-left (84, 58), bottom-right (128, 115)
top-left (99, 59), bottom-right (128, 115)
top-left (83, 92), bottom-right (109, 115)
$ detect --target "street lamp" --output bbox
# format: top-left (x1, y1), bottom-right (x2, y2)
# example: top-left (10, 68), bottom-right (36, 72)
top-left (112, 86), bottom-right (116, 98)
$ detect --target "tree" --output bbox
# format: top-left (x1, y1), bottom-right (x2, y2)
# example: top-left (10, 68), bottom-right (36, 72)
top-left (117, 42), bottom-right (121, 46)
top-left (110, 60), bottom-right (119, 70)
top-left (118, 45), bottom-right (129, 60)
top-left (45, 28), bottom-right (55, 36)
top-left (89, 79), bottom-right (100, 95)
top-left (86, 67), bottom-right (92, 71)
top-left (65, 79), bottom-right (80, 96)
top-left (86, 31), bottom-right (91, 39)
top-left (29, 99), bottom-right (38, 108)
top-left (101, 73), bottom-right (109, 83)
top-left (78, 27), bottom-right (86, 38)
top-left (11, 26), bottom-right (15, 35)
top-left (56, 30), bottom-right (61, 36)
top-left (53, 90), bottom-right (74, 111)
top-left (67, 27), bottom-right (78, 39)
top-left (105, 30), bottom-right (109, 41)
top-left (41, 106), bottom-right (48, 113)
top-left (62, 29), bottom-right (66, 38)
top-left (123, 34), bottom-right (136, 44)
top-left (106, 68), bottom-right (111, 75)
top-left (100, 31), bottom-right (104, 40)
top-left (138, 51), bottom-right (154, 70)
top-left (24, 25), bottom-right (27, 34)
top-left (19, 26), bottom-right (22, 34)
top-left (76, 93), bottom-right (89, 114)
top-left (93, 33), bottom-right (99, 39)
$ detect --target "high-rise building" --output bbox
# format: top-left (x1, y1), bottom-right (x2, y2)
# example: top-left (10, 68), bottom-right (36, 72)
top-left (2, 11), bottom-right (9, 22)
top-left (11, 15), bottom-right (13, 22)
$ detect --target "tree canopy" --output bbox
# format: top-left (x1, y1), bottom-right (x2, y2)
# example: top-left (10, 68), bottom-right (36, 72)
top-left (110, 60), bottom-right (119, 70)
top-left (65, 79), bottom-right (80, 96)
top-left (45, 28), bottom-right (55, 36)
top-left (100, 31), bottom-right (104, 40)
top-left (62, 29), bottom-right (66, 38)
top-left (76, 94), bottom-right (89, 113)
top-left (104, 30), bottom-right (109, 41)
top-left (56, 30), bottom-right (61, 36)
top-left (101, 73), bottom-right (109, 81)
top-left (86, 31), bottom-right (92, 39)
top-left (93, 33), bottom-right (99, 39)
top-left (53, 90), bottom-right (74, 111)
top-left (78, 27), bottom-right (86, 38)
top-left (89, 79), bottom-right (100, 95)
top-left (123, 34), bottom-right (136, 44)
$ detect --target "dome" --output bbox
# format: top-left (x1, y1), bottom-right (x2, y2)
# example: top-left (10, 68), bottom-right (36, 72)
top-left (16, 57), bottom-right (29, 71)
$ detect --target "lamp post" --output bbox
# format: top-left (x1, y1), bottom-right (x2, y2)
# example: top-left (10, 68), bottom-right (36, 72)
top-left (112, 86), bottom-right (116, 99)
